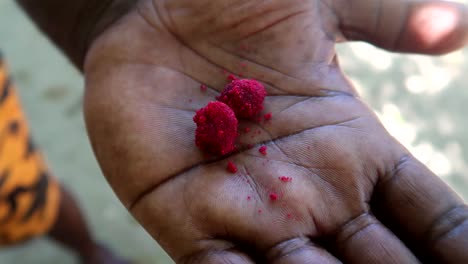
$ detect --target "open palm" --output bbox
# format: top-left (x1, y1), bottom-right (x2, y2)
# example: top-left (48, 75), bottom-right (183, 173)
top-left (83, 0), bottom-right (468, 263)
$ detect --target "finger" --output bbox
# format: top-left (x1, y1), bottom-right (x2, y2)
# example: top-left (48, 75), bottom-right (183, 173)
top-left (180, 249), bottom-right (255, 264)
top-left (334, 0), bottom-right (468, 54)
top-left (333, 213), bottom-right (419, 263)
top-left (372, 154), bottom-right (468, 263)
top-left (265, 237), bottom-right (341, 264)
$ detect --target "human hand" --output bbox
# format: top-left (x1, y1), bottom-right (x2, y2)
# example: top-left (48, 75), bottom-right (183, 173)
top-left (83, 0), bottom-right (468, 263)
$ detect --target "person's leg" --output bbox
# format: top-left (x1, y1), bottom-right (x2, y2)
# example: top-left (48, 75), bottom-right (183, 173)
top-left (0, 54), bottom-right (130, 263)
top-left (48, 184), bottom-right (130, 264)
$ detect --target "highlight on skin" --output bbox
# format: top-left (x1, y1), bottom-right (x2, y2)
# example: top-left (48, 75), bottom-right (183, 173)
top-left (406, 2), bottom-right (468, 54)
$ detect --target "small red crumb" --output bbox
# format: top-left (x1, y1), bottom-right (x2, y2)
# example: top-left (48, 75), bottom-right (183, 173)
top-left (200, 84), bottom-right (208, 92)
top-left (241, 62), bottom-right (247, 68)
top-left (227, 74), bottom-right (237, 81)
top-left (217, 79), bottom-right (267, 119)
top-left (244, 127), bottom-right (251, 133)
top-left (258, 209), bottom-right (262, 213)
top-left (247, 196), bottom-right (251, 201)
top-left (246, 144), bottom-right (253, 149)
top-left (279, 176), bottom-right (292, 182)
top-left (227, 161), bottom-right (237, 173)
top-left (307, 146), bottom-right (310, 150)
top-left (188, 99), bottom-right (193, 103)
top-left (264, 112), bottom-right (272, 121)
top-left (259, 146), bottom-right (267, 156)
top-left (287, 213), bottom-right (292, 219)
top-left (193, 102), bottom-right (238, 155)
top-left (269, 192), bottom-right (278, 201)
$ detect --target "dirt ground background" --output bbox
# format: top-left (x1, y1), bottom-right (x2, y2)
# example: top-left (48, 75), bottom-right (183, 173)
top-left (1, 1), bottom-right (467, 263)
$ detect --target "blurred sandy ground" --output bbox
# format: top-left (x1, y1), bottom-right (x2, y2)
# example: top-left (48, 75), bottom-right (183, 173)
top-left (0, 1), bottom-right (467, 263)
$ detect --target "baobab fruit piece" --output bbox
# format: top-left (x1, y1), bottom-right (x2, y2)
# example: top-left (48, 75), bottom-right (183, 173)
top-left (227, 74), bottom-right (237, 81)
top-left (259, 146), bottom-right (267, 156)
top-left (217, 79), bottom-right (267, 119)
top-left (264, 112), bottom-right (272, 121)
top-left (193, 101), bottom-right (238, 155)
top-left (269, 192), bottom-right (278, 201)
top-left (226, 161), bottom-right (238, 173)
top-left (279, 176), bottom-right (292, 182)
top-left (200, 84), bottom-right (208, 92)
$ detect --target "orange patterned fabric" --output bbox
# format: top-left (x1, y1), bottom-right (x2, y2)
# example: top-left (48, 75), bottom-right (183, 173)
top-left (0, 55), bottom-right (60, 245)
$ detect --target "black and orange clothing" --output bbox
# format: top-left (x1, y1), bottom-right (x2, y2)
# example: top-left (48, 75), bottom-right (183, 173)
top-left (0, 53), bottom-right (60, 245)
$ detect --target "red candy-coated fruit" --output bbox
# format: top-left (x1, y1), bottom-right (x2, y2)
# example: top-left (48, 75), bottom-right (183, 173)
top-left (279, 176), bottom-right (292, 182)
top-left (227, 161), bottom-right (238, 173)
top-left (227, 74), bottom-right (237, 81)
top-left (269, 192), bottom-right (278, 201)
top-left (259, 146), bottom-right (267, 156)
top-left (200, 84), bottom-right (208, 92)
top-left (193, 102), bottom-right (238, 155)
top-left (217, 79), bottom-right (267, 119)
top-left (264, 112), bottom-right (272, 121)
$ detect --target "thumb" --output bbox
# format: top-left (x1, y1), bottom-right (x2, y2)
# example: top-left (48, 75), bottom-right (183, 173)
top-left (335, 0), bottom-right (468, 55)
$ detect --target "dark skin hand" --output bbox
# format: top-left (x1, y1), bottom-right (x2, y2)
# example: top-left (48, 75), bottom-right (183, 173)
top-left (83, 0), bottom-right (468, 263)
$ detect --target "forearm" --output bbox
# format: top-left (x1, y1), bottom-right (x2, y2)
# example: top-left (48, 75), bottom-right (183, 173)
top-left (16, 0), bottom-right (134, 70)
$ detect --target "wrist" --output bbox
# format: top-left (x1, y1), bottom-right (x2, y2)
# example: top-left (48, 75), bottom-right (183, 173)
top-left (16, 0), bottom-right (135, 70)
